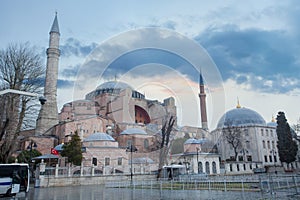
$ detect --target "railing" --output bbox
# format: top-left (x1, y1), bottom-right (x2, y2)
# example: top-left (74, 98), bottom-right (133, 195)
top-left (105, 174), bottom-right (300, 199)
top-left (41, 165), bottom-right (155, 177)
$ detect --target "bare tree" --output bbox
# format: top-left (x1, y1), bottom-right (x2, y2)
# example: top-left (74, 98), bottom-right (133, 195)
top-left (0, 43), bottom-right (44, 163)
top-left (222, 121), bottom-right (242, 161)
top-left (157, 116), bottom-right (175, 179)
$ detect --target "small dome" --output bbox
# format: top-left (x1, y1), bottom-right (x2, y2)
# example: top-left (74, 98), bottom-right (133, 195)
top-left (267, 116), bottom-right (277, 127)
top-left (130, 157), bottom-right (154, 164)
top-left (217, 107), bottom-right (266, 128)
top-left (96, 81), bottom-right (133, 91)
top-left (121, 128), bottom-right (147, 135)
top-left (267, 121), bottom-right (277, 127)
top-left (54, 143), bottom-right (64, 152)
top-left (84, 132), bottom-right (115, 142)
top-left (184, 138), bottom-right (201, 145)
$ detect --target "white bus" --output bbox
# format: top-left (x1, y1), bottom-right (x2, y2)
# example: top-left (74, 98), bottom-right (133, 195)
top-left (0, 163), bottom-right (30, 197)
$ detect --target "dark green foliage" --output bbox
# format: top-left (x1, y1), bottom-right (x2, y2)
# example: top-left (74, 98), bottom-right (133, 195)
top-left (276, 111), bottom-right (298, 164)
top-left (17, 149), bottom-right (42, 163)
top-left (61, 131), bottom-right (83, 166)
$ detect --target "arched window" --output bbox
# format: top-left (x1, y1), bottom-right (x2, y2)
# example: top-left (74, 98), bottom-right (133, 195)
top-left (212, 161), bottom-right (217, 174)
top-left (205, 162), bottom-right (210, 174)
top-left (127, 139), bottom-right (132, 147)
top-left (105, 157), bottom-right (110, 166)
top-left (262, 140), bottom-right (266, 148)
top-left (198, 162), bottom-right (203, 173)
top-left (92, 157), bottom-right (97, 166)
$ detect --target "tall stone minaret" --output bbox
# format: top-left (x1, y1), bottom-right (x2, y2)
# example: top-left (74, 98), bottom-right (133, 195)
top-left (35, 13), bottom-right (60, 135)
top-left (199, 72), bottom-right (208, 130)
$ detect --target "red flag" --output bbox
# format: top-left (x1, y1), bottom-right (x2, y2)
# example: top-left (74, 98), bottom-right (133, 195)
top-left (51, 148), bottom-right (59, 155)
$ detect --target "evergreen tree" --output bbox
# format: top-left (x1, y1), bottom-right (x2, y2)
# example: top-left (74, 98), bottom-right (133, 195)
top-left (17, 149), bottom-right (42, 163)
top-left (61, 131), bottom-right (83, 166)
top-left (276, 111), bottom-right (298, 165)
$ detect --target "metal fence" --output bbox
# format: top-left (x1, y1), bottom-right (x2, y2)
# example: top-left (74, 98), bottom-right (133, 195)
top-left (105, 174), bottom-right (300, 199)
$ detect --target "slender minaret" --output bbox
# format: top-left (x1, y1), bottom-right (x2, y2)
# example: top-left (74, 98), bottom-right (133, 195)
top-left (199, 72), bottom-right (208, 130)
top-left (35, 13), bottom-right (60, 135)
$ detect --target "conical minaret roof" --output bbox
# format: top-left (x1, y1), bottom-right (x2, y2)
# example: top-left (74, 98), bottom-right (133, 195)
top-left (50, 12), bottom-right (60, 34)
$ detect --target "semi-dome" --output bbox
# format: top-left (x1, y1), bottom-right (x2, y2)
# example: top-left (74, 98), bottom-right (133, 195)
top-left (217, 107), bottom-right (266, 128)
top-left (84, 132), bottom-right (115, 142)
top-left (120, 128), bottom-right (147, 135)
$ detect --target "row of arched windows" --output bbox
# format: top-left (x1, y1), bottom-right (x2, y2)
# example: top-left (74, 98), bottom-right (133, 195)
top-left (198, 161), bottom-right (217, 174)
top-left (262, 140), bottom-right (275, 149)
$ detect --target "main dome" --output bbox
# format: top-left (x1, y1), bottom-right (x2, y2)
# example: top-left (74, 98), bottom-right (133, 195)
top-left (85, 81), bottom-right (134, 100)
top-left (217, 107), bottom-right (266, 128)
top-left (96, 81), bottom-right (133, 90)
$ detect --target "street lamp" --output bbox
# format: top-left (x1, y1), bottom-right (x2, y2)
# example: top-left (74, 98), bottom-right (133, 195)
top-left (126, 143), bottom-right (137, 183)
top-left (27, 141), bottom-right (37, 163)
top-left (196, 147), bottom-right (200, 174)
top-left (270, 149), bottom-right (277, 174)
top-left (27, 140), bottom-right (37, 175)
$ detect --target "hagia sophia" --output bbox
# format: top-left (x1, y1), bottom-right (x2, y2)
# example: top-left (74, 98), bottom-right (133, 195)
top-left (19, 14), bottom-right (299, 176)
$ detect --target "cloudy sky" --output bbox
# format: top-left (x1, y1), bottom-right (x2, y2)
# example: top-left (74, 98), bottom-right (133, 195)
top-left (1, 0), bottom-right (300, 129)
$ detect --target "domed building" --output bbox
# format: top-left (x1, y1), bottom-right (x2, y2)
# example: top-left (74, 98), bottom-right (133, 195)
top-left (170, 137), bottom-right (220, 175)
top-left (84, 80), bottom-right (176, 127)
top-left (56, 80), bottom-right (177, 143)
top-left (211, 102), bottom-right (278, 174)
top-left (81, 132), bottom-right (129, 174)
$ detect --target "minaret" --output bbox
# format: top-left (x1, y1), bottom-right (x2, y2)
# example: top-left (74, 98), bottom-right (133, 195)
top-left (35, 13), bottom-right (60, 135)
top-left (236, 97), bottom-right (241, 108)
top-left (199, 72), bottom-right (208, 130)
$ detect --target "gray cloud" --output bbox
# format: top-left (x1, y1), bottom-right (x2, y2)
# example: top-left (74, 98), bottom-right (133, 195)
top-left (196, 25), bottom-right (300, 93)
top-left (60, 38), bottom-right (97, 57)
top-left (61, 64), bottom-right (80, 78)
top-left (57, 79), bottom-right (74, 89)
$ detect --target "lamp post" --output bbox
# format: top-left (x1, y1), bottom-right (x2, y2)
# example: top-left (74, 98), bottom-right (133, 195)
top-left (27, 140), bottom-right (37, 174)
top-left (126, 143), bottom-right (137, 183)
top-left (270, 149), bottom-right (277, 174)
top-left (196, 147), bottom-right (200, 174)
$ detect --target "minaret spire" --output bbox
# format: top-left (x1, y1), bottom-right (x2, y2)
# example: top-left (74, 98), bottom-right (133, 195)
top-left (199, 71), bottom-right (208, 130)
top-left (50, 12), bottom-right (60, 34)
top-left (236, 97), bottom-right (241, 108)
top-left (35, 13), bottom-right (60, 135)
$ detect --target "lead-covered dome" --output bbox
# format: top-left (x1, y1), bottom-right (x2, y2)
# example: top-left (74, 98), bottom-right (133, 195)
top-left (84, 132), bottom-right (115, 142)
top-left (217, 107), bottom-right (266, 128)
top-left (85, 81), bottom-right (135, 100)
top-left (120, 128), bottom-right (147, 135)
top-left (96, 81), bottom-right (133, 91)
